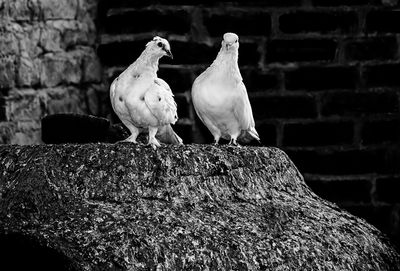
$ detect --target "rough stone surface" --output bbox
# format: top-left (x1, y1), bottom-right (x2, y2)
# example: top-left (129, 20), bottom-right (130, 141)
top-left (0, 0), bottom-right (102, 144)
top-left (0, 144), bottom-right (399, 270)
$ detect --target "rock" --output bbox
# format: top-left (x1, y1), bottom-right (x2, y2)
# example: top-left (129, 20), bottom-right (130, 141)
top-left (4, 89), bottom-right (41, 121)
top-left (8, 0), bottom-right (41, 21)
top-left (15, 23), bottom-right (42, 58)
top-left (39, 87), bottom-right (87, 115)
top-left (0, 28), bottom-right (19, 56)
top-left (61, 20), bottom-right (96, 48)
top-left (0, 144), bottom-right (399, 270)
top-left (0, 122), bottom-right (15, 144)
top-left (82, 49), bottom-right (102, 83)
top-left (40, 23), bottom-right (62, 52)
top-left (0, 55), bottom-right (15, 89)
top-left (40, 0), bottom-right (78, 20)
top-left (11, 120), bottom-right (41, 144)
top-left (40, 52), bottom-right (82, 87)
top-left (16, 56), bottom-right (41, 86)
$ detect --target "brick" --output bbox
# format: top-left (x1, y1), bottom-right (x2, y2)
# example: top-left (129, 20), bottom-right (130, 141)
top-left (321, 91), bottom-right (399, 116)
top-left (343, 36), bottom-right (398, 61)
top-left (279, 11), bottom-right (358, 34)
top-left (204, 11), bottom-right (271, 37)
top-left (366, 10), bottom-right (400, 33)
top-left (175, 95), bottom-right (190, 119)
top-left (255, 123), bottom-right (277, 146)
top-left (243, 69), bottom-right (281, 92)
top-left (312, 0), bottom-right (370, 6)
top-left (105, 9), bottom-right (191, 34)
top-left (0, 30), bottom-right (19, 56)
top-left (105, 0), bottom-right (302, 7)
top-left (8, 0), bottom-right (41, 21)
top-left (283, 121), bottom-right (354, 146)
top-left (82, 49), bottom-right (102, 83)
top-left (6, 89), bottom-right (41, 122)
top-left (376, 177), bottom-right (400, 203)
top-left (41, 87), bottom-right (87, 116)
top-left (250, 95), bottom-right (317, 120)
top-left (158, 67), bottom-right (193, 93)
top-left (378, 0), bottom-right (400, 6)
top-left (13, 120), bottom-right (42, 145)
top-left (0, 56), bottom-right (16, 90)
top-left (163, 41), bottom-right (218, 65)
top-left (100, 39), bottom-right (209, 67)
top-left (364, 63), bottom-right (400, 88)
top-left (306, 179), bottom-right (372, 203)
top-left (285, 148), bottom-right (399, 174)
top-left (97, 40), bottom-right (146, 66)
top-left (0, 122), bottom-right (15, 144)
top-left (238, 42), bottom-right (260, 66)
top-left (362, 119), bottom-right (400, 144)
top-left (384, 146), bottom-right (400, 174)
top-left (41, 0), bottom-right (78, 20)
top-left (40, 52), bottom-right (82, 87)
top-left (285, 66), bottom-right (358, 91)
top-left (266, 39), bottom-right (337, 63)
top-left (17, 57), bottom-right (41, 87)
top-left (164, 0), bottom-right (301, 5)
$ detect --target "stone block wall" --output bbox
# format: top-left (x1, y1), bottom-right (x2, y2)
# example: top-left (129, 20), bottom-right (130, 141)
top-left (98, 0), bottom-right (400, 248)
top-left (0, 0), bottom-right (105, 144)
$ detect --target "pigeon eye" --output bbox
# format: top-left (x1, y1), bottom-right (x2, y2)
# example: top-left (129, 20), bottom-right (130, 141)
top-left (157, 42), bottom-right (163, 48)
top-left (235, 39), bottom-right (238, 43)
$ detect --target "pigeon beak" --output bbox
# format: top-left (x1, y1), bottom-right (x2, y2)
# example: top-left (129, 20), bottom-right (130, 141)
top-left (165, 49), bottom-right (173, 59)
top-left (225, 43), bottom-right (234, 50)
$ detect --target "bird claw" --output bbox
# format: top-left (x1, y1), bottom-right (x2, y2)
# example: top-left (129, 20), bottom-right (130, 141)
top-left (147, 139), bottom-right (161, 150)
top-left (229, 139), bottom-right (241, 147)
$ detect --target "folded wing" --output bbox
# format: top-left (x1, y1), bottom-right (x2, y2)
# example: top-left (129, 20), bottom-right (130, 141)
top-left (144, 78), bottom-right (178, 125)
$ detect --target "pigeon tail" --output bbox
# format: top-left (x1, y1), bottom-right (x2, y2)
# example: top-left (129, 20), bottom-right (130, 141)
top-left (156, 124), bottom-right (183, 145)
top-left (238, 127), bottom-right (260, 143)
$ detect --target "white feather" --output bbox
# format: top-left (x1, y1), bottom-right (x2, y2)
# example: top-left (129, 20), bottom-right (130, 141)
top-left (191, 33), bottom-right (260, 144)
top-left (110, 37), bottom-right (182, 148)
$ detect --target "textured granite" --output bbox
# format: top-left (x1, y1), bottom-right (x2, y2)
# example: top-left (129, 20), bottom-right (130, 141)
top-left (0, 144), bottom-right (399, 270)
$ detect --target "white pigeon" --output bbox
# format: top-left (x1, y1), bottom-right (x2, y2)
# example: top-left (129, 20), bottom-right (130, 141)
top-left (191, 32), bottom-right (260, 145)
top-left (110, 36), bottom-right (182, 149)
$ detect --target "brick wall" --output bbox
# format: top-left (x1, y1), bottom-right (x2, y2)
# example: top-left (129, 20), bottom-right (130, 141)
top-left (0, 0), bottom-right (105, 144)
top-left (98, 0), bottom-right (400, 249)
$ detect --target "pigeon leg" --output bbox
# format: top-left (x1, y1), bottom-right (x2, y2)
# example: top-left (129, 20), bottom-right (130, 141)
top-left (213, 136), bottom-right (220, 145)
top-left (148, 126), bottom-right (161, 149)
top-left (229, 135), bottom-right (241, 147)
top-left (121, 123), bottom-right (140, 143)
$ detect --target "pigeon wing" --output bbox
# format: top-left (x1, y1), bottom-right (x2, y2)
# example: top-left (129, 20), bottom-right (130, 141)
top-left (233, 82), bottom-right (253, 128)
top-left (233, 82), bottom-right (260, 141)
top-left (144, 78), bottom-right (178, 125)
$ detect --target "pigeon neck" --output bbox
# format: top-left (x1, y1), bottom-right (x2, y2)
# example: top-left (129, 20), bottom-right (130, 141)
top-left (211, 48), bottom-right (241, 79)
top-left (132, 48), bottom-right (161, 76)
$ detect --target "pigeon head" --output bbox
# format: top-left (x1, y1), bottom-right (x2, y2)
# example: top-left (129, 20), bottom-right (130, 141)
top-left (146, 36), bottom-right (173, 59)
top-left (222, 32), bottom-right (239, 51)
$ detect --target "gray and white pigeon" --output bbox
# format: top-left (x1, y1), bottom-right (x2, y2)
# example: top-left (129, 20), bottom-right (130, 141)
top-left (191, 32), bottom-right (260, 145)
top-left (110, 36), bottom-right (182, 149)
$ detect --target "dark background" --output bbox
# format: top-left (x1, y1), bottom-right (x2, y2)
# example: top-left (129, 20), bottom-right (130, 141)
top-left (97, 0), bottom-right (400, 250)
